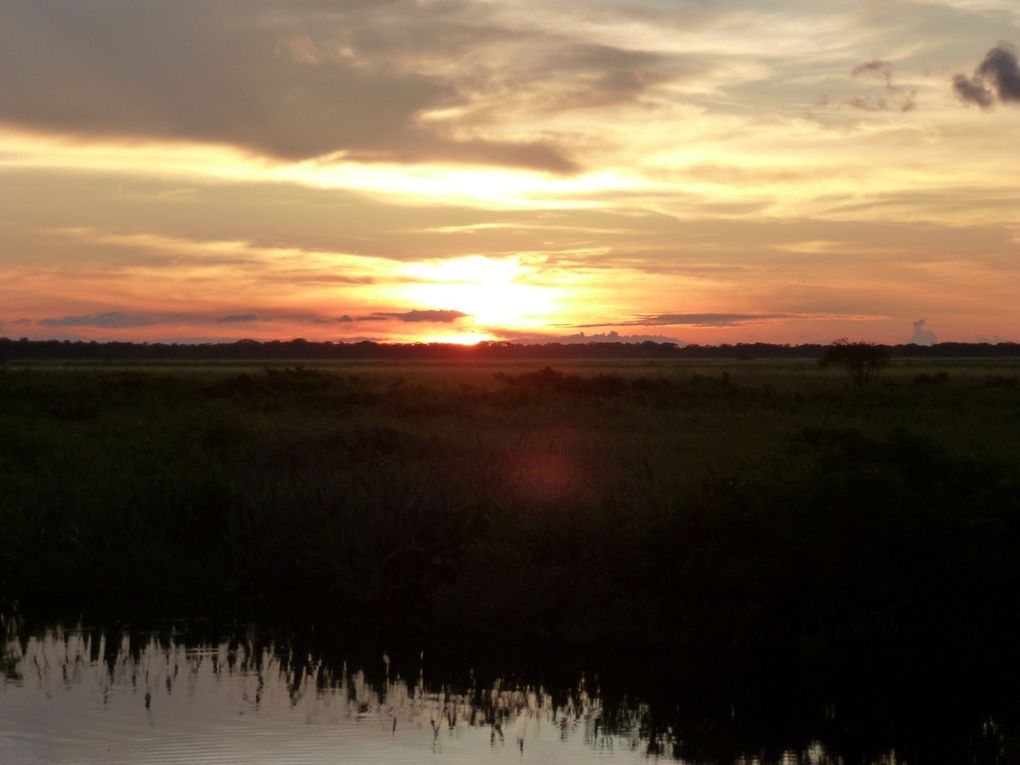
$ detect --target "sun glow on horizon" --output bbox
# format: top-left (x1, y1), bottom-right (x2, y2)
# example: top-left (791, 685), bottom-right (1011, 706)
top-left (397, 256), bottom-right (563, 329)
top-left (420, 331), bottom-right (498, 345)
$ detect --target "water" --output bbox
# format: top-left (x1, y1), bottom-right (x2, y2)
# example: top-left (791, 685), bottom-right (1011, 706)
top-left (0, 623), bottom-right (669, 765)
top-left (0, 621), bottom-right (1012, 764)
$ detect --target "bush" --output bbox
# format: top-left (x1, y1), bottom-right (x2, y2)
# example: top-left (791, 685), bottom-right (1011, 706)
top-left (820, 339), bottom-right (890, 387)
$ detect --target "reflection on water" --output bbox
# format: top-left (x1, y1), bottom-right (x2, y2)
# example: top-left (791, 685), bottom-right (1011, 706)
top-left (0, 620), bottom-right (1004, 764)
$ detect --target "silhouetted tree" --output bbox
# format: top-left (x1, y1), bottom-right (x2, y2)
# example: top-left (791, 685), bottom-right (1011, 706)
top-left (820, 339), bottom-right (890, 387)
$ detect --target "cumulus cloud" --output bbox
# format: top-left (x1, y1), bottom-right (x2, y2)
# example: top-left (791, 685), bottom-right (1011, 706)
top-left (909, 318), bottom-right (938, 346)
top-left (357, 309), bottom-right (469, 323)
top-left (38, 312), bottom-right (156, 328)
top-left (953, 42), bottom-right (1020, 109)
top-left (0, 0), bottom-right (576, 172)
top-left (952, 73), bottom-right (996, 108)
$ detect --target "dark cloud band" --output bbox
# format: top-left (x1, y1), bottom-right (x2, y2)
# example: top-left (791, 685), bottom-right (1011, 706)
top-left (38, 312), bottom-right (155, 329)
top-left (218, 314), bottom-right (259, 323)
top-left (575, 313), bottom-right (791, 328)
top-left (357, 310), bottom-right (469, 323)
top-left (0, 0), bottom-right (577, 173)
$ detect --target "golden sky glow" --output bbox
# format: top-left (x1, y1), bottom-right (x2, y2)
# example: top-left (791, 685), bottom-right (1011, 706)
top-left (2, 0), bottom-right (1019, 344)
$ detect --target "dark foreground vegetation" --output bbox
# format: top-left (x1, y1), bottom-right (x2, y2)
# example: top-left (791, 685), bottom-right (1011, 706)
top-left (2, 358), bottom-right (1020, 760)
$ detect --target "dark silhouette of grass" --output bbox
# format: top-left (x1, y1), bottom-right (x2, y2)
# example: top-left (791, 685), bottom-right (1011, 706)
top-left (1, 361), bottom-right (1019, 702)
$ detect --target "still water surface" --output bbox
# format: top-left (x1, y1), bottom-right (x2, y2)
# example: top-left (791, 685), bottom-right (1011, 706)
top-left (2, 625), bottom-right (655, 764)
top-left (0, 621), bottom-right (993, 764)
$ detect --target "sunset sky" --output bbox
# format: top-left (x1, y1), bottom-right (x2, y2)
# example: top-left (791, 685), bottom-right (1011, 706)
top-left (1, 0), bottom-right (1018, 345)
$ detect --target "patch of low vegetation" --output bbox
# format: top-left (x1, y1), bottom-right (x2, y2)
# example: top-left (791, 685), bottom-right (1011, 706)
top-left (1, 359), bottom-right (1019, 696)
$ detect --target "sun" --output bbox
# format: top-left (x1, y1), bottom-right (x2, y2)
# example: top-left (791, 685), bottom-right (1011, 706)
top-left (398, 256), bottom-right (561, 329)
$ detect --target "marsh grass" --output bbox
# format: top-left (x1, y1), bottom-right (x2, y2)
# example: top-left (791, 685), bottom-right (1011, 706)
top-left (1, 359), bottom-right (1019, 691)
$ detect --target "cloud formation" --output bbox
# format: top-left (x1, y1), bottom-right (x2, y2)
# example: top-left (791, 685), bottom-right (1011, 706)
top-left (37, 310), bottom-right (333, 329)
top-left (579, 313), bottom-right (793, 328)
top-left (846, 59), bottom-right (915, 112)
top-left (358, 309), bottom-right (469, 323)
top-left (953, 42), bottom-right (1020, 109)
top-left (218, 314), bottom-right (259, 323)
top-left (511, 42), bottom-right (711, 112)
top-left (38, 312), bottom-right (156, 329)
top-left (910, 319), bottom-right (938, 346)
top-left (853, 60), bottom-right (894, 87)
top-left (0, 0), bottom-right (576, 172)
top-left (499, 330), bottom-right (683, 345)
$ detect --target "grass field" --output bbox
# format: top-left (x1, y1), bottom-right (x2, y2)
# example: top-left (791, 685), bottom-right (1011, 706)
top-left (2, 358), bottom-right (1019, 693)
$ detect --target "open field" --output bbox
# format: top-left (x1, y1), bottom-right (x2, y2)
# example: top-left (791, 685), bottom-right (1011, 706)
top-left (2, 359), bottom-right (1020, 693)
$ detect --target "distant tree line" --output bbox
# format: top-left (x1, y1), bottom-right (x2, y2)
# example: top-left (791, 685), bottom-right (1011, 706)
top-left (0, 336), bottom-right (1018, 361)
